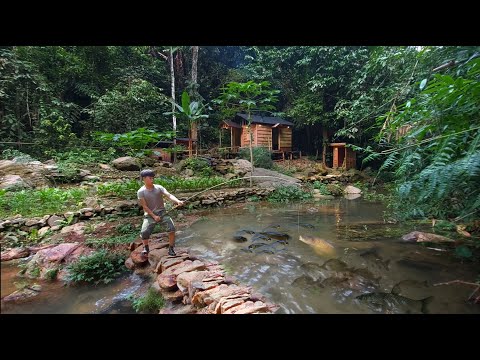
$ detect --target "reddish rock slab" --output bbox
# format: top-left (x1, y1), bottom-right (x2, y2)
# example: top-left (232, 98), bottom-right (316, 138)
top-left (1, 247), bottom-right (30, 261)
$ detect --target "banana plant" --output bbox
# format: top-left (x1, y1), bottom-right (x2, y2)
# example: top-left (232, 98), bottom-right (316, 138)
top-left (165, 91), bottom-right (209, 157)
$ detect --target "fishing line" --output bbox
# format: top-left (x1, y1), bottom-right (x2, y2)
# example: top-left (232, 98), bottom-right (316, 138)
top-left (163, 175), bottom-right (303, 215)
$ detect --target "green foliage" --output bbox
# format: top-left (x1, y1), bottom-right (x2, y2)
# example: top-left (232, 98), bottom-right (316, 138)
top-left (272, 163), bottom-right (296, 176)
top-left (312, 181), bottom-right (331, 195)
top-left (286, 92), bottom-right (325, 127)
top-left (182, 157), bottom-right (212, 176)
top-left (96, 176), bottom-right (241, 199)
top-left (94, 128), bottom-right (174, 157)
top-left (97, 179), bottom-right (141, 199)
top-left (362, 190), bottom-right (390, 203)
top-left (434, 220), bottom-right (457, 232)
top-left (0, 47), bottom-right (48, 144)
top-left (116, 222), bottom-right (137, 234)
top-left (353, 182), bottom-right (393, 203)
top-left (36, 113), bottom-right (78, 150)
top-left (92, 79), bottom-right (170, 133)
top-left (267, 185), bottom-right (313, 203)
top-left (214, 81), bottom-right (279, 119)
top-left (155, 176), bottom-right (241, 192)
top-left (0, 187), bottom-right (87, 218)
top-left (238, 147), bottom-right (273, 169)
top-left (27, 228), bottom-right (40, 243)
top-left (44, 268), bottom-right (58, 281)
top-left (47, 148), bottom-right (118, 165)
top-left (1, 149), bottom-right (36, 163)
top-left (56, 161), bottom-right (81, 182)
top-left (66, 249), bottom-right (127, 285)
top-left (42, 148), bottom-right (118, 183)
top-left (129, 288), bottom-right (165, 313)
top-left (374, 52), bottom-right (480, 221)
top-left (29, 266), bottom-right (41, 278)
top-left (85, 233), bottom-right (137, 249)
top-left (174, 91), bottom-right (209, 124)
top-left (166, 90), bottom-right (210, 156)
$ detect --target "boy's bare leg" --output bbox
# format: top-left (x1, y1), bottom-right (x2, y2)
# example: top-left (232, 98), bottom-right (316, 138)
top-left (168, 232), bottom-right (175, 247)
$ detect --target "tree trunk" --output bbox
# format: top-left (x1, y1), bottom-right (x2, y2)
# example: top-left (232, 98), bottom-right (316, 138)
top-left (191, 46), bottom-right (198, 90)
top-left (322, 126), bottom-right (328, 167)
top-left (188, 123), bottom-right (192, 158)
top-left (170, 47), bottom-right (177, 163)
top-left (191, 46), bottom-right (199, 156)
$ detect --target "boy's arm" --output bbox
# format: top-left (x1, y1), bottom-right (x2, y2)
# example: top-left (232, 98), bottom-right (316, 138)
top-left (162, 189), bottom-right (184, 206)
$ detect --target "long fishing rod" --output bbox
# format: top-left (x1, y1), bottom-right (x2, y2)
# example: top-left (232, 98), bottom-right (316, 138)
top-left (164, 175), bottom-right (303, 215)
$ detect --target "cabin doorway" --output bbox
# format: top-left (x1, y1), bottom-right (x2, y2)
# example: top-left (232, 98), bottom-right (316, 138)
top-left (232, 128), bottom-right (241, 147)
top-left (272, 127), bottom-right (279, 150)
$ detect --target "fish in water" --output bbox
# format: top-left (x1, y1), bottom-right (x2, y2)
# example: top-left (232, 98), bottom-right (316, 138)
top-left (392, 280), bottom-right (429, 295)
top-left (299, 235), bottom-right (337, 258)
top-left (355, 292), bottom-right (434, 314)
top-left (359, 248), bottom-right (390, 272)
top-left (298, 223), bottom-right (315, 229)
top-left (259, 231), bottom-right (290, 241)
top-left (251, 233), bottom-right (271, 243)
top-left (232, 229), bottom-right (255, 242)
top-left (321, 259), bottom-right (349, 271)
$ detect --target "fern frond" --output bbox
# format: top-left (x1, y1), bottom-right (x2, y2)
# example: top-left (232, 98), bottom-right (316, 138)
top-left (378, 151), bottom-right (397, 172)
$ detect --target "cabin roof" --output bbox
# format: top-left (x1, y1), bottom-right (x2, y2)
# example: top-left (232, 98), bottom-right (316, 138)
top-left (236, 113), bottom-right (294, 126)
top-left (220, 120), bottom-right (242, 129)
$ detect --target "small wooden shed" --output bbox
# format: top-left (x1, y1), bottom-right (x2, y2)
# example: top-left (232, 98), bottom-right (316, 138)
top-left (153, 138), bottom-right (195, 162)
top-left (220, 113), bottom-right (294, 152)
top-left (330, 143), bottom-right (357, 169)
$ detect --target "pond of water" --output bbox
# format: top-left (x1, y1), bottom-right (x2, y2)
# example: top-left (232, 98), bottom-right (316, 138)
top-left (2, 199), bottom-right (479, 314)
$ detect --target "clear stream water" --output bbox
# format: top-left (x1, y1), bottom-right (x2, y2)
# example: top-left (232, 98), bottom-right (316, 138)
top-left (2, 199), bottom-right (479, 314)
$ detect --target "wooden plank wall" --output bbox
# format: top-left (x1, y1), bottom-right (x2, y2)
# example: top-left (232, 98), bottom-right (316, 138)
top-left (241, 125), bottom-right (253, 146)
top-left (256, 125), bottom-right (272, 148)
top-left (279, 127), bottom-right (292, 151)
top-left (240, 124), bottom-right (293, 152)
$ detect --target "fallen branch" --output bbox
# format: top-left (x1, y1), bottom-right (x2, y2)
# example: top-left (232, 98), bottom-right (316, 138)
top-left (433, 280), bottom-right (480, 304)
top-left (433, 280), bottom-right (479, 287)
top-left (467, 287), bottom-right (479, 304)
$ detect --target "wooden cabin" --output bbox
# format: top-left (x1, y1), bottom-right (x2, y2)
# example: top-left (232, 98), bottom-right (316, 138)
top-left (329, 143), bottom-right (356, 170)
top-left (220, 113), bottom-right (294, 155)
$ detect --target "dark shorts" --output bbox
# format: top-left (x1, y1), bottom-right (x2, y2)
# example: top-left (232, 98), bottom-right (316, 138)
top-left (140, 209), bottom-right (175, 239)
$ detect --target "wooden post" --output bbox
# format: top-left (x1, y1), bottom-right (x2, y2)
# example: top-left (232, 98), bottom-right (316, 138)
top-left (278, 127), bottom-right (281, 150)
top-left (333, 147), bottom-right (338, 168)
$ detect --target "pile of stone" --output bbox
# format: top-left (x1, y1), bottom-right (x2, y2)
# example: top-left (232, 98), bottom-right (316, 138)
top-left (127, 240), bottom-right (279, 314)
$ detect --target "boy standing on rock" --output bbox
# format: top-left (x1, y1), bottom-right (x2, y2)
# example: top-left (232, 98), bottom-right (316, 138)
top-left (137, 169), bottom-right (184, 257)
